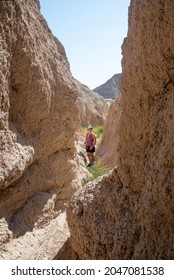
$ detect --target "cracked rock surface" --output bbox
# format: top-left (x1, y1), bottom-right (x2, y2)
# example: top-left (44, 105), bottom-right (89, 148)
top-left (0, 0), bottom-right (81, 259)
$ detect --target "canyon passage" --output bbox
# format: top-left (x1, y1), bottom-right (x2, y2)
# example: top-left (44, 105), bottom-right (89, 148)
top-left (1, 0), bottom-right (174, 260)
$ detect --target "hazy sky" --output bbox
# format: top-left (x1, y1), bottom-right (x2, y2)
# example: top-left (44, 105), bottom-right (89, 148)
top-left (40, 0), bottom-right (130, 89)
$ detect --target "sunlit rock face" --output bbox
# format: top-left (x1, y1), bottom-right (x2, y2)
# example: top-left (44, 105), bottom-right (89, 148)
top-left (97, 94), bottom-right (122, 168)
top-left (75, 80), bottom-right (108, 127)
top-left (0, 0), bottom-right (81, 259)
top-left (67, 0), bottom-right (174, 259)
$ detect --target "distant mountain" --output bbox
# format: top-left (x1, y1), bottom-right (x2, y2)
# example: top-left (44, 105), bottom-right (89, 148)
top-left (93, 73), bottom-right (121, 99)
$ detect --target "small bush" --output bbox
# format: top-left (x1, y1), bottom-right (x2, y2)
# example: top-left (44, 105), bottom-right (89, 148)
top-left (86, 160), bottom-right (111, 182)
top-left (93, 125), bottom-right (103, 141)
top-left (80, 125), bottom-right (86, 135)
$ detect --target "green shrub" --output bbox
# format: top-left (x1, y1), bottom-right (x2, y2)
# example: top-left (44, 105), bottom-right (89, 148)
top-left (80, 125), bottom-right (86, 135)
top-left (86, 160), bottom-right (111, 182)
top-left (93, 125), bottom-right (103, 140)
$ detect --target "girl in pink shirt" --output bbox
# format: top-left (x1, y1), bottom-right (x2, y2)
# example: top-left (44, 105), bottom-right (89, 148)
top-left (84, 124), bottom-right (96, 167)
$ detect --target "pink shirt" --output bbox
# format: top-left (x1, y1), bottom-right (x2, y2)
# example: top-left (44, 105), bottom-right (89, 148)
top-left (86, 133), bottom-right (95, 147)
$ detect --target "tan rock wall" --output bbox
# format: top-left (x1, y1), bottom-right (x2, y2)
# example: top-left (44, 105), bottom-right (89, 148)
top-left (67, 0), bottom-right (174, 259)
top-left (0, 0), bottom-right (80, 259)
top-left (117, 0), bottom-right (174, 259)
top-left (97, 95), bottom-right (122, 167)
top-left (67, 169), bottom-right (140, 259)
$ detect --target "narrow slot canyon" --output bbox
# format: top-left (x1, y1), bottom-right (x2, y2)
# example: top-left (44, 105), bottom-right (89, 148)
top-left (0, 0), bottom-right (174, 260)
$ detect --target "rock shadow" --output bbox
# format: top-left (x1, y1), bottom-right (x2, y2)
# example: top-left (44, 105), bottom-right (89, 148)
top-left (8, 190), bottom-right (57, 238)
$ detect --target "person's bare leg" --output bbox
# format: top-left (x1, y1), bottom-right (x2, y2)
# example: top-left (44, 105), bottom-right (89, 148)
top-left (90, 153), bottom-right (94, 165)
top-left (87, 153), bottom-right (91, 165)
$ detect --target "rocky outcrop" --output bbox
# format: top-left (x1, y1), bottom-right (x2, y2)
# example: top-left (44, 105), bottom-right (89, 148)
top-left (75, 80), bottom-right (108, 127)
top-left (97, 95), bottom-right (122, 167)
top-left (67, 168), bottom-right (139, 259)
top-left (0, 0), bottom-right (84, 259)
top-left (93, 73), bottom-right (121, 99)
top-left (67, 0), bottom-right (174, 259)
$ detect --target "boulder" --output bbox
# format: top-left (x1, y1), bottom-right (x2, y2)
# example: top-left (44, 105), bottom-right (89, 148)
top-left (67, 168), bottom-right (139, 259)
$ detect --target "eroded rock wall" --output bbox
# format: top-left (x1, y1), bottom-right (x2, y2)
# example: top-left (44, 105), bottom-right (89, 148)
top-left (68, 169), bottom-right (140, 259)
top-left (67, 0), bottom-right (174, 259)
top-left (0, 0), bottom-right (80, 259)
top-left (75, 80), bottom-right (108, 127)
top-left (97, 95), bottom-right (122, 167)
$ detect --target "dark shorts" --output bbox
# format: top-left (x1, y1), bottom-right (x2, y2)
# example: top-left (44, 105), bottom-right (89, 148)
top-left (86, 146), bottom-right (95, 153)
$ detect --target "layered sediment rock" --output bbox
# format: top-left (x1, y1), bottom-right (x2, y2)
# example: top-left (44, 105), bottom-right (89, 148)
top-left (68, 0), bottom-right (174, 259)
top-left (94, 73), bottom-right (121, 99)
top-left (0, 0), bottom-right (81, 259)
top-left (97, 95), bottom-right (122, 167)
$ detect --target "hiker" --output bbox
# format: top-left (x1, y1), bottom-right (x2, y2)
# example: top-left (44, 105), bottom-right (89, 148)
top-left (84, 124), bottom-right (96, 167)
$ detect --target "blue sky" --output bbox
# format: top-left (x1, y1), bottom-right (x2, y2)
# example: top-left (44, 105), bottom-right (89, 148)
top-left (40, 0), bottom-right (130, 89)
